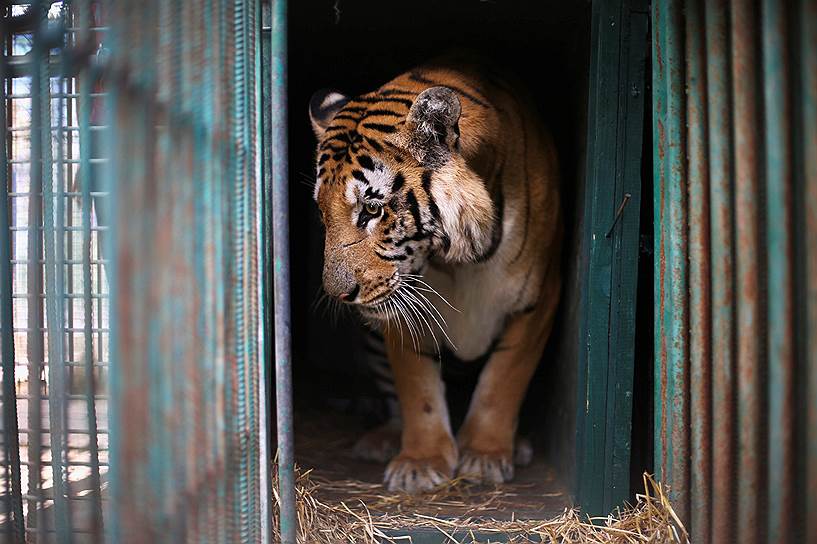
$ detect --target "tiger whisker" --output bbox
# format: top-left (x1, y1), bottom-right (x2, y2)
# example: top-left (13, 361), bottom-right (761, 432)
top-left (311, 284), bottom-right (326, 312)
top-left (409, 289), bottom-right (452, 352)
top-left (398, 287), bottom-right (440, 355)
top-left (386, 300), bottom-right (403, 348)
top-left (402, 285), bottom-right (456, 350)
top-left (403, 290), bottom-right (443, 356)
top-left (399, 287), bottom-right (436, 336)
top-left (403, 297), bottom-right (422, 353)
top-left (403, 283), bottom-right (449, 329)
top-left (388, 295), bottom-right (412, 350)
top-left (297, 177), bottom-right (317, 191)
top-left (402, 275), bottom-right (459, 313)
top-left (329, 297), bottom-right (341, 326)
top-left (393, 292), bottom-right (420, 353)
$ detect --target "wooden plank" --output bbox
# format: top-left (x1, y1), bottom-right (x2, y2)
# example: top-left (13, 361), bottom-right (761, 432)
top-left (576, 0), bottom-right (647, 515)
top-left (604, 0), bottom-right (648, 510)
top-left (576, 0), bottom-right (622, 515)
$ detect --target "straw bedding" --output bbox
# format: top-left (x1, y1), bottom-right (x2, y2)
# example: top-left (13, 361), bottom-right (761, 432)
top-left (271, 466), bottom-right (689, 543)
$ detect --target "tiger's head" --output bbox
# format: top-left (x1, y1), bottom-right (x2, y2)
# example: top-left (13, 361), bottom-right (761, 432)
top-left (309, 85), bottom-right (497, 322)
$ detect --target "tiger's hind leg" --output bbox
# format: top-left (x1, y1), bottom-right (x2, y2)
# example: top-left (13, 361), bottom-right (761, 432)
top-left (352, 329), bottom-right (402, 463)
top-left (353, 418), bottom-right (401, 463)
top-left (456, 277), bottom-right (559, 485)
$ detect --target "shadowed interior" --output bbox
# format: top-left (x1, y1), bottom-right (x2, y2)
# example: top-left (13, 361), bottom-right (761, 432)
top-left (285, 0), bottom-right (592, 513)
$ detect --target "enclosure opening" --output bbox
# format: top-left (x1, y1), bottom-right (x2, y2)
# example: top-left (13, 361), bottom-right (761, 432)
top-left (285, 0), bottom-right (591, 519)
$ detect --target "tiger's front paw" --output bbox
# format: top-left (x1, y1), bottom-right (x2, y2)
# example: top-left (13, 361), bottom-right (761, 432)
top-left (457, 447), bottom-right (514, 485)
top-left (384, 451), bottom-right (456, 493)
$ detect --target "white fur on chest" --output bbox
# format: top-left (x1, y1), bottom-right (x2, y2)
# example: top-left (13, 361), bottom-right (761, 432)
top-left (422, 253), bottom-right (531, 361)
top-left (410, 195), bottom-right (536, 361)
top-left (425, 265), bottom-right (515, 360)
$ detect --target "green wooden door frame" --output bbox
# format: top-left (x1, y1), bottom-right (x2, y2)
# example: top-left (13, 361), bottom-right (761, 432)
top-left (575, 0), bottom-right (649, 516)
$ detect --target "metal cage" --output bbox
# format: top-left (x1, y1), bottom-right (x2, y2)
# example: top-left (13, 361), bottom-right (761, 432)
top-left (7, 0), bottom-right (814, 542)
top-left (2, 1), bottom-right (271, 542)
top-left (2, 2), bottom-right (109, 541)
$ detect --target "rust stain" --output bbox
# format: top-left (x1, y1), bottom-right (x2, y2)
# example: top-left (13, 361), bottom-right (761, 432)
top-left (656, 112), bottom-right (669, 478)
top-left (730, 1), bottom-right (763, 541)
top-left (685, 5), bottom-right (713, 533)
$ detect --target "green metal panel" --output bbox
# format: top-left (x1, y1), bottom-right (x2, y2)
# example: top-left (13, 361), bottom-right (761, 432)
top-left (576, 0), bottom-right (647, 516)
top-left (103, 0), bottom-right (269, 540)
top-left (762, 0), bottom-right (795, 541)
top-left (683, 0), bottom-right (711, 540)
top-left (652, 0), bottom-right (689, 527)
top-left (802, 1), bottom-right (817, 541)
top-left (652, 0), bottom-right (817, 541)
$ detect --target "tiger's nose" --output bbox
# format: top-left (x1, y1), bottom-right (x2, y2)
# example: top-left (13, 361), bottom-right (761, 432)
top-left (338, 283), bottom-right (360, 303)
top-left (322, 256), bottom-right (358, 300)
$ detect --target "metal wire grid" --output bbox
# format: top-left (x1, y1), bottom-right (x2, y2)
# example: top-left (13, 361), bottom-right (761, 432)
top-left (2, 1), bottom-right (109, 542)
top-left (1, 1), bottom-right (270, 541)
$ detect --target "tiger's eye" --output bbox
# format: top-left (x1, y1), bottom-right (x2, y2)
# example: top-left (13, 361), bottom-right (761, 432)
top-left (365, 202), bottom-right (382, 216)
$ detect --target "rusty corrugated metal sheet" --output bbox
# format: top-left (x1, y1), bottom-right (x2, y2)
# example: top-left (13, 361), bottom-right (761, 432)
top-left (683, 0), bottom-right (711, 540)
top-left (653, 0), bottom-right (817, 542)
top-left (762, 0), bottom-right (795, 541)
top-left (803, 2), bottom-right (817, 542)
top-left (104, 1), bottom-right (269, 542)
top-left (652, 0), bottom-right (690, 526)
top-left (702, 1), bottom-right (736, 538)
top-left (731, 1), bottom-right (763, 541)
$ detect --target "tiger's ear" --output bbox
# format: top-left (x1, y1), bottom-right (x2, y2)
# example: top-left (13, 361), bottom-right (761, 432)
top-left (309, 89), bottom-right (349, 138)
top-left (402, 86), bottom-right (461, 167)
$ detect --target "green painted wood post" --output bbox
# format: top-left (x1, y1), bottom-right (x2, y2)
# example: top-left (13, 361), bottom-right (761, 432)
top-left (576, 0), bottom-right (648, 516)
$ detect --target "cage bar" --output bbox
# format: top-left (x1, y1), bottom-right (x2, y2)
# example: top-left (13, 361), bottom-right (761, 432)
top-left (0, 12), bottom-right (26, 542)
top-left (26, 4), bottom-right (48, 538)
top-left (730, 2), bottom-right (763, 540)
top-left (43, 5), bottom-right (77, 540)
top-left (269, 0), bottom-right (296, 541)
top-left (76, 0), bottom-right (104, 538)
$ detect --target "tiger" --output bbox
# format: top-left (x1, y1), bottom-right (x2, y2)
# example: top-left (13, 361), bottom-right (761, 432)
top-left (308, 54), bottom-right (562, 493)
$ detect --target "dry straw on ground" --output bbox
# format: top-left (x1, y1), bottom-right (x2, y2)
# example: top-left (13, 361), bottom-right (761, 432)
top-left (271, 466), bottom-right (690, 543)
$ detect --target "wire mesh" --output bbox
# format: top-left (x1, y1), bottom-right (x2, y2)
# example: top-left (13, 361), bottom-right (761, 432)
top-left (1, 1), bottom-right (109, 542)
top-left (2, 0), bottom-right (269, 542)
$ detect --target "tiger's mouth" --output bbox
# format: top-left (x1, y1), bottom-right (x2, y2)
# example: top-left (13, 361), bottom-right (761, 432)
top-left (350, 273), bottom-right (401, 314)
top-left (355, 290), bottom-right (397, 322)
top-left (357, 304), bottom-right (390, 323)
top-left (353, 275), bottom-right (456, 352)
